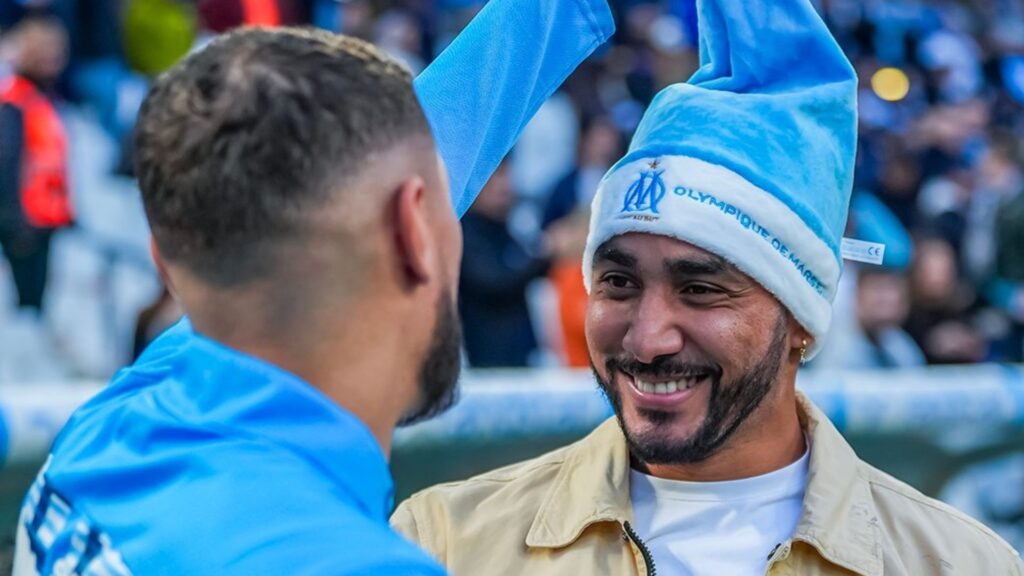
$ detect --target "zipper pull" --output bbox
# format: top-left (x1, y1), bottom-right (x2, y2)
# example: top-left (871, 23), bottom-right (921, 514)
top-left (765, 540), bottom-right (792, 574)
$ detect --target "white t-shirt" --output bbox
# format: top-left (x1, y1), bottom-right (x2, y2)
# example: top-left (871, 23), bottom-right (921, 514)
top-left (629, 449), bottom-right (810, 576)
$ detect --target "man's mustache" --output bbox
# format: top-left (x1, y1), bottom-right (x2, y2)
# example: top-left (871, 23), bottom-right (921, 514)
top-left (605, 356), bottom-right (723, 381)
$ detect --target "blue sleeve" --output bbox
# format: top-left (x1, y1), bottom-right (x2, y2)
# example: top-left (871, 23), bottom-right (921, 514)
top-left (414, 0), bottom-right (615, 217)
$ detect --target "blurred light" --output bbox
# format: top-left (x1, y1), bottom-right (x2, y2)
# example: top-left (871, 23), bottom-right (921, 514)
top-left (871, 67), bottom-right (911, 102)
top-left (650, 15), bottom-right (686, 53)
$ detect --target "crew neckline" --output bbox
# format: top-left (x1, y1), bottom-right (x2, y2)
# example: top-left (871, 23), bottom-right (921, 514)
top-left (630, 447), bottom-right (810, 503)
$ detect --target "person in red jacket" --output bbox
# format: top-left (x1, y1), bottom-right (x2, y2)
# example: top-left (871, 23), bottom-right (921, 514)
top-left (198, 0), bottom-right (303, 33)
top-left (0, 16), bottom-right (73, 311)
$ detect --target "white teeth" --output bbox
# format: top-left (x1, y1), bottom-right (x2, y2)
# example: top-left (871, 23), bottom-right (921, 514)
top-left (635, 378), bottom-right (700, 395)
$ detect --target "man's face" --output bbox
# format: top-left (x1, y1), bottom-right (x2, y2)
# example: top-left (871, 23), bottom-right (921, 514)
top-left (17, 25), bottom-right (68, 87)
top-left (587, 233), bottom-right (790, 465)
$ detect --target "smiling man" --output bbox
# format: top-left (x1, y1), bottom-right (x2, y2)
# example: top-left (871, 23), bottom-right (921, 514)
top-left (391, 0), bottom-right (1023, 574)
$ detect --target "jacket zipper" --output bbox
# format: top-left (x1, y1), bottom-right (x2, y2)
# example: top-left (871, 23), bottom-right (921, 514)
top-left (623, 521), bottom-right (657, 576)
top-left (763, 540), bottom-right (792, 575)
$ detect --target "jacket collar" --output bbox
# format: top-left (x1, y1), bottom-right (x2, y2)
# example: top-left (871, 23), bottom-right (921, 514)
top-left (117, 318), bottom-right (395, 521)
top-left (525, 418), bottom-right (632, 548)
top-left (791, 393), bottom-right (883, 576)
top-left (526, 393), bottom-right (882, 576)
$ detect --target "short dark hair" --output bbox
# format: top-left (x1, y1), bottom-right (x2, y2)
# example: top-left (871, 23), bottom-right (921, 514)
top-left (135, 27), bottom-right (431, 284)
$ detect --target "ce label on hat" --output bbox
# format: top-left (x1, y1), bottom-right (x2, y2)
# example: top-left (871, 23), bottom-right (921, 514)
top-left (841, 238), bottom-right (886, 265)
top-left (839, 237), bottom-right (888, 264)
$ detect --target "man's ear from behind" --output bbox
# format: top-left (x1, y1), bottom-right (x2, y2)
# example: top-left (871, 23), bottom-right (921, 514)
top-left (391, 175), bottom-right (435, 291)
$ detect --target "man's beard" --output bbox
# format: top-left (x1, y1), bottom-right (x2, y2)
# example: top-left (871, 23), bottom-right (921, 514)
top-left (398, 287), bottom-right (462, 426)
top-left (594, 311), bottom-right (788, 466)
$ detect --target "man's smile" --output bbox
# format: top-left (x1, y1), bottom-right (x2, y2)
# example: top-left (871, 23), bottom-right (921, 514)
top-left (621, 369), bottom-right (711, 409)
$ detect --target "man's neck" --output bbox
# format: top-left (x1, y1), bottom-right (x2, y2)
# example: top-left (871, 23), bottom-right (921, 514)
top-left (186, 291), bottom-right (418, 457)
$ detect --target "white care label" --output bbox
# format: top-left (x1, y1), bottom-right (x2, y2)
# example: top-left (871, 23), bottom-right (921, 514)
top-left (841, 238), bottom-right (886, 265)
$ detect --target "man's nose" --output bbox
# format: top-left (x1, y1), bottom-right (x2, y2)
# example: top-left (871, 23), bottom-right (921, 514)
top-left (621, 290), bottom-right (685, 364)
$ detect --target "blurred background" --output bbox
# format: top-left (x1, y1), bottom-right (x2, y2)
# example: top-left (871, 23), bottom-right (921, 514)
top-left (0, 0), bottom-right (1023, 568)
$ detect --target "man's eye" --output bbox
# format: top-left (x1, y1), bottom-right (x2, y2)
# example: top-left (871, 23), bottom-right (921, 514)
top-left (609, 275), bottom-right (631, 288)
top-left (600, 274), bottom-right (636, 291)
top-left (682, 284), bottom-right (720, 296)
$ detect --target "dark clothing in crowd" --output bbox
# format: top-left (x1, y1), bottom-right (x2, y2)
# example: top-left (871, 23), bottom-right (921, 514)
top-left (459, 213), bottom-right (549, 367)
top-left (0, 226), bottom-right (53, 310)
top-left (542, 169), bottom-right (583, 229)
top-left (995, 189), bottom-right (1024, 362)
top-left (0, 103), bottom-right (52, 310)
top-left (996, 190), bottom-right (1024, 282)
top-left (0, 104), bottom-right (25, 235)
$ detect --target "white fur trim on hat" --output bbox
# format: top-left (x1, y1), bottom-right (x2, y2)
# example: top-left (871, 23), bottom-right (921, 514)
top-left (582, 155), bottom-right (840, 359)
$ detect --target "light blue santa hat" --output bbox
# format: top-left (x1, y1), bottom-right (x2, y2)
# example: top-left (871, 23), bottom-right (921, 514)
top-left (583, 0), bottom-right (858, 358)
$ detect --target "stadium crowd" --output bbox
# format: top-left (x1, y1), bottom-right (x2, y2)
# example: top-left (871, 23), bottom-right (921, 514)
top-left (1, 0), bottom-right (1024, 377)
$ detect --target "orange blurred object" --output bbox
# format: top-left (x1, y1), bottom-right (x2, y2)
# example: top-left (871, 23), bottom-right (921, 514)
top-left (0, 76), bottom-right (72, 228)
top-left (241, 0), bottom-right (281, 26)
top-left (550, 260), bottom-right (590, 367)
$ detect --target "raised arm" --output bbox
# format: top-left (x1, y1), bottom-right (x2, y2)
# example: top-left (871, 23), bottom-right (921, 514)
top-left (414, 0), bottom-right (614, 217)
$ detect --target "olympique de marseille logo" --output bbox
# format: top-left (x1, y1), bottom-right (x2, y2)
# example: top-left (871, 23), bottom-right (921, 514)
top-left (621, 159), bottom-right (667, 214)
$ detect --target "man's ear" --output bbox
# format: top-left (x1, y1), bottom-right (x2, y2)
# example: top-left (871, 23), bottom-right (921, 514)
top-left (785, 311), bottom-right (812, 354)
top-left (392, 176), bottom-right (433, 288)
top-left (150, 238), bottom-right (178, 298)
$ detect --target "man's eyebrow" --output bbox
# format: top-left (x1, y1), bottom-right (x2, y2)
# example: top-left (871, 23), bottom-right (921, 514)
top-left (594, 244), bottom-right (637, 268)
top-left (665, 255), bottom-right (731, 277)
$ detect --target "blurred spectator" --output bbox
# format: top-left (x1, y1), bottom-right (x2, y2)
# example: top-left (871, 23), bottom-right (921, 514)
top-left (995, 176), bottom-right (1024, 285)
top-left (511, 92), bottom-right (580, 210)
top-left (873, 142), bottom-right (923, 229)
top-left (459, 162), bottom-right (549, 367)
top-left (850, 266), bottom-right (927, 368)
top-left (0, 16), bottom-right (73, 312)
top-left (338, 0), bottom-right (375, 39)
top-left (545, 210), bottom-right (590, 367)
top-left (542, 115), bottom-right (624, 228)
top-left (197, 0), bottom-right (305, 33)
top-left (906, 235), bottom-right (987, 363)
top-left (374, 8), bottom-right (425, 73)
top-left (992, 161), bottom-right (1024, 361)
top-left (962, 134), bottom-right (1022, 280)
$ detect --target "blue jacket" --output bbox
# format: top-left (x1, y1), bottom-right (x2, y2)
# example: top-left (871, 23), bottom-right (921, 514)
top-left (13, 0), bottom-right (614, 573)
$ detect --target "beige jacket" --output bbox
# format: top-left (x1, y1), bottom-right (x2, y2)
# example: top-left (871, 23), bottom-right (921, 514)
top-left (392, 394), bottom-right (1023, 575)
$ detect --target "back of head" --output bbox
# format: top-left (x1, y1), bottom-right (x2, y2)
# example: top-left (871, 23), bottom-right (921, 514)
top-left (135, 27), bottom-right (432, 287)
